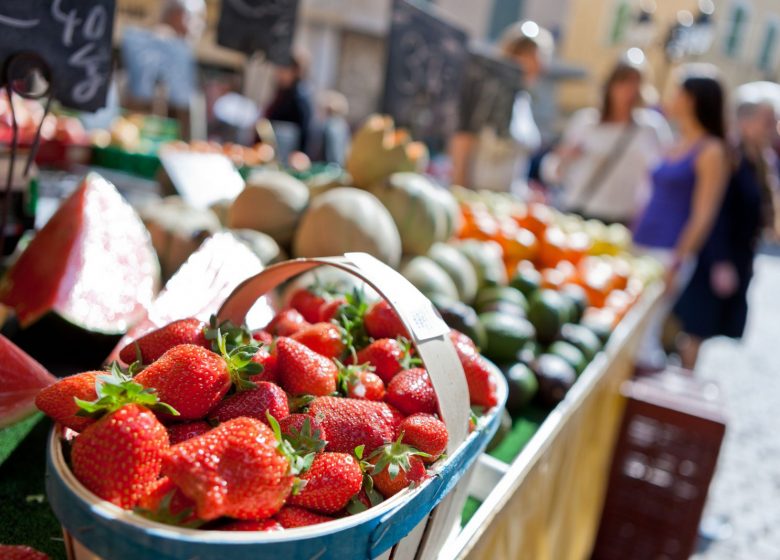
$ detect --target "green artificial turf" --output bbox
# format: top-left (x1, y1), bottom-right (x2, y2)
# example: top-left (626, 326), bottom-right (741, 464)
top-left (0, 412), bottom-right (43, 466)
top-left (461, 405), bottom-right (549, 527)
top-left (0, 416), bottom-right (66, 559)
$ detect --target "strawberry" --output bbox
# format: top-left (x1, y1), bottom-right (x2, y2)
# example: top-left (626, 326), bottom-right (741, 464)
top-left (399, 414), bottom-right (448, 462)
top-left (167, 421), bottom-right (211, 445)
top-left (450, 330), bottom-right (478, 358)
top-left (35, 371), bottom-right (99, 431)
top-left (289, 288), bottom-right (328, 323)
top-left (279, 414), bottom-right (327, 454)
top-left (119, 318), bottom-right (208, 365)
top-left (288, 452), bottom-right (363, 514)
top-left (275, 506), bottom-right (334, 528)
top-left (291, 322), bottom-right (346, 359)
top-left (276, 338), bottom-right (337, 396)
top-left (369, 435), bottom-right (428, 498)
top-left (364, 300), bottom-right (409, 339)
top-left (163, 417), bottom-right (293, 520)
top-left (353, 338), bottom-right (417, 383)
top-left (338, 364), bottom-right (385, 400)
top-left (135, 476), bottom-right (199, 527)
top-left (71, 404), bottom-right (170, 509)
top-left (460, 354), bottom-right (499, 408)
top-left (307, 396), bottom-right (403, 454)
top-left (135, 335), bottom-right (261, 420)
top-left (0, 545), bottom-right (49, 560)
top-left (208, 381), bottom-right (289, 424)
top-left (385, 368), bottom-right (438, 416)
top-left (318, 297), bottom-right (346, 322)
top-left (219, 519), bottom-right (282, 531)
top-left (267, 309), bottom-right (310, 337)
top-left (250, 344), bottom-right (278, 384)
top-left (253, 330), bottom-right (274, 345)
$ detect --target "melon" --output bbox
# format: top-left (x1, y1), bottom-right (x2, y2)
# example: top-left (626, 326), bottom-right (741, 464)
top-left (427, 242), bottom-right (478, 304)
top-left (369, 173), bottom-right (458, 255)
top-left (346, 115), bottom-right (429, 189)
top-left (230, 229), bottom-right (286, 265)
top-left (108, 232), bottom-right (264, 362)
top-left (227, 170), bottom-right (309, 247)
top-left (455, 239), bottom-right (508, 288)
top-left (293, 188), bottom-right (402, 267)
top-left (0, 334), bottom-right (56, 428)
top-left (0, 173), bottom-right (159, 371)
top-left (400, 256), bottom-right (459, 301)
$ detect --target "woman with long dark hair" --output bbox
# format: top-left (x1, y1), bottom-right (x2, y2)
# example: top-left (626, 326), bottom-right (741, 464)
top-left (632, 66), bottom-right (730, 370)
top-left (542, 55), bottom-right (672, 225)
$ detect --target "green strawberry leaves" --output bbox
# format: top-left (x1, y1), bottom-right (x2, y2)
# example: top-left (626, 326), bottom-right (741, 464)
top-left (282, 416), bottom-right (327, 455)
top-left (205, 315), bottom-right (255, 353)
top-left (75, 362), bottom-right (179, 418)
top-left (266, 412), bottom-right (315, 477)
top-left (397, 337), bottom-right (422, 369)
top-left (368, 432), bottom-right (430, 480)
top-left (134, 490), bottom-right (204, 529)
top-left (333, 287), bottom-right (371, 352)
top-left (335, 360), bottom-right (374, 397)
top-left (214, 328), bottom-right (262, 392)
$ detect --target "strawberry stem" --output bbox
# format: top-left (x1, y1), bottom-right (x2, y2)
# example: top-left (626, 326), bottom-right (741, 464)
top-left (266, 412), bottom-right (315, 476)
top-left (368, 432), bottom-right (430, 480)
top-left (214, 329), bottom-right (262, 392)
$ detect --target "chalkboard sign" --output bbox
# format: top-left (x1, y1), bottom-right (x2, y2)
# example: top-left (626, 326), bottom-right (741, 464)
top-left (217, 0), bottom-right (299, 64)
top-left (121, 26), bottom-right (195, 109)
top-left (458, 44), bottom-right (521, 137)
top-left (0, 0), bottom-right (116, 111)
top-left (381, 0), bottom-right (468, 148)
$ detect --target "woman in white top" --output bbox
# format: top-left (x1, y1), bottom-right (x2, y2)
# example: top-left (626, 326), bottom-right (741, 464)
top-left (542, 59), bottom-right (672, 225)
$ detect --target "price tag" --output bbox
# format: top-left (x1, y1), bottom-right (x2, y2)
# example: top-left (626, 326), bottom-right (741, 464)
top-left (216, 0), bottom-right (300, 64)
top-left (0, 0), bottom-right (116, 111)
top-left (381, 0), bottom-right (468, 148)
top-left (160, 152), bottom-right (245, 210)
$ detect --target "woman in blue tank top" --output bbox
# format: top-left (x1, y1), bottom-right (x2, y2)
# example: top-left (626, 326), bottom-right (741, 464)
top-left (633, 69), bottom-right (730, 370)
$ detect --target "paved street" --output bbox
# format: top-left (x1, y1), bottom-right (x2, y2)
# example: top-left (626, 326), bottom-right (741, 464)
top-left (694, 251), bottom-right (780, 559)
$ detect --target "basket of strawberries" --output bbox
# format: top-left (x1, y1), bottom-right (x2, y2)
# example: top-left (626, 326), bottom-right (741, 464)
top-left (42, 253), bottom-right (507, 560)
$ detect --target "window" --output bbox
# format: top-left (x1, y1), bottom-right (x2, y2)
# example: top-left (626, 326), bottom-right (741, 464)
top-left (758, 22), bottom-right (779, 72)
top-left (724, 3), bottom-right (749, 57)
top-left (609, 1), bottom-right (632, 45)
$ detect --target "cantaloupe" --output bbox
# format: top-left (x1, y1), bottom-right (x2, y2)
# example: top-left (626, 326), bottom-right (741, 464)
top-left (400, 256), bottom-right (459, 301)
top-left (369, 173), bottom-right (459, 255)
top-left (227, 170), bottom-right (309, 247)
top-left (293, 188), bottom-right (402, 267)
top-left (427, 242), bottom-right (478, 304)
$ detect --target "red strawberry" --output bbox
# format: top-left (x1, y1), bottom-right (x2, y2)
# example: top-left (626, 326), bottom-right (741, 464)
top-left (399, 414), bottom-right (448, 462)
top-left (167, 421), bottom-right (211, 445)
top-left (364, 300), bottom-right (409, 339)
top-left (275, 506), bottom-right (334, 528)
top-left (71, 404), bottom-right (170, 509)
top-left (461, 354), bottom-right (499, 408)
top-left (276, 338), bottom-right (337, 396)
top-left (250, 344), bottom-right (278, 384)
top-left (119, 318), bottom-right (208, 365)
top-left (318, 297), bottom-right (346, 322)
top-left (307, 396), bottom-right (403, 454)
top-left (267, 309), bottom-right (310, 337)
top-left (208, 382), bottom-right (289, 424)
top-left (163, 417), bottom-right (293, 520)
top-left (136, 476), bottom-right (198, 526)
top-left (219, 519), bottom-right (282, 531)
top-left (279, 414), bottom-right (327, 454)
top-left (0, 545), bottom-right (49, 560)
top-left (450, 330), bottom-right (478, 357)
top-left (291, 322), bottom-right (346, 359)
top-left (385, 368), bottom-right (438, 416)
top-left (253, 330), bottom-right (274, 345)
top-left (289, 288), bottom-right (328, 323)
top-left (289, 452), bottom-right (362, 514)
top-left (135, 339), bottom-right (260, 421)
top-left (35, 371), bottom-right (99, 431)
top-left (369, 436), bottom-right (428, 498)
top-left (353, 338), bottom-right (416, 383)
top-left (339, 364), bottom-right (385, 401)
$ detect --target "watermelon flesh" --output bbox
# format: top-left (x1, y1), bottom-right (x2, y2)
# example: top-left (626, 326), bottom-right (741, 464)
top-left (0, 334), bottom-right (56, 428)
top-left (108, 232), bottom-right (264, 363)
top-left (0, 173), bottom-right (159, 333)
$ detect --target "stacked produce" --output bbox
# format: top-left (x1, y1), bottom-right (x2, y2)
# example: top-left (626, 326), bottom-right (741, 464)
top-left (36, 282), bottom-right (499, 531)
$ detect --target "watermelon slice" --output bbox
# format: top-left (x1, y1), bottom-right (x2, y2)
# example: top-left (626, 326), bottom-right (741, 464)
top-left (0, 173), bottom-right (159, 372)
top-left (0, 334), bottom-right (56, 428)
top-left (108, 232), bottom-right (264, 363)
